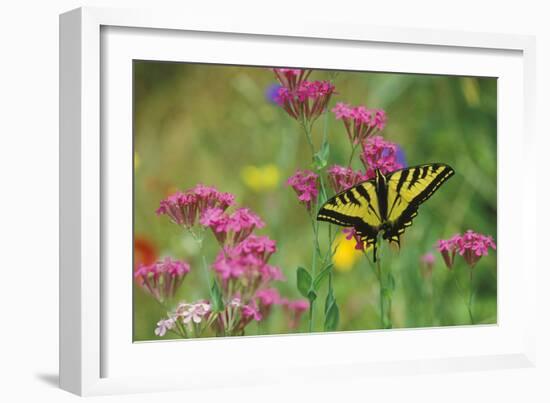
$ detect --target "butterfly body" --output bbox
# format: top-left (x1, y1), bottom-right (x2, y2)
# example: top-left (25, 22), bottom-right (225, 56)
top-left (317, 163), bottom-right (454, 261)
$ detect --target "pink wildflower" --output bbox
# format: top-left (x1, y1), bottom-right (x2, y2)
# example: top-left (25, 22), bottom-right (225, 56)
top-left (332, 103), bottom-right (387, 145)
top-left (275, 80), bottom-right (336, 123)
top-left (234, 234), bottom-right (277, 262)
top-left (211, 235), bottom-right (282, 300)
top-left (272, 68), bottom-right (312, 91)
top-left (134, 257), bottom-right (190, 303)
top-left (156, 184), bottom-right (234, 228)
top-left (241, 303), bottom-right (263, 322)
top-left (360, 136), bottom-right (404, 179)
top-left (200, 207), bottom-right (265, 247)
top-left (437, 231), bottom-right (496, 269)
top-left (342, 227), bottom-right (366, 251)
top-left (420, 252), bottom-right (435, 278)
top-left (287, 169), bottom-right (319, 211)
top-left (327, 165), bottom-right (369, 193)
top-left (281, 299), bottom-right (310, 329)
top-left (256, 288), bottom-right (281, 307)
top-left (255, 288), bottom-right (282, 319)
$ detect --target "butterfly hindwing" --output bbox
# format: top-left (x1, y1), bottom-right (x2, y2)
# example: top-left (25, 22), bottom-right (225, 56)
top-left (384, 163), bottom-right (454, 244)
top-left (317, 181), bottom-right (383, 247)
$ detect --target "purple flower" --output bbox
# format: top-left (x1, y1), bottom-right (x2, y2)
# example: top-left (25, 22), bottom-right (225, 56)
top-left (134, 257), bottom-right (190, 303)
top-left (266, 83), bottom-right (283, 104)
top-left (287, 169), bottom-right (319, 211)
top-left (327, 165), bottom-right (369, 193)
top-left (332, 103), bottom-right (387, 145)
top-left (360, 136), bottom-right (404, 179)
top-left (395, 145), bottom-right (407, 168)
top-left (156, 184), bottom-right (235, 228)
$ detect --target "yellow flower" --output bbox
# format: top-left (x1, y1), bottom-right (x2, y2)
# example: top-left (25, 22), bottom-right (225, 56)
top-left (134, 152), bottom-right (141, 170)
top-left (332, 232), bottom-right (362, 272)
top-left (240, 164), bottom-right (280, 192)
top-left (332, 231), bottom-right (373, 272)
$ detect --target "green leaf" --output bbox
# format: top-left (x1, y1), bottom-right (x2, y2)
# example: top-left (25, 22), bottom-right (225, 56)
top-left (296, 267), bottom-right (312, 299)
top-left (325, 290), bottom-right (335, 315)
top-left (381, 287), bottom-right (392, 299)
top-left (312, 139), bottom-right (330, 170)
top-left (210, 280), bottom-right (224, 313)
top-left (307, 290), bottom-right (317, 303)
top-left (324, 301), bottom-right (339, 331)
top-left (313, 264), bottom-right (334, 291)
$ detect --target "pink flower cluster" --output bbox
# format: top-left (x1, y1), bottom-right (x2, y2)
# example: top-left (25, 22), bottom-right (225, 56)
top-left (360, 136), bottom-right (404, 179)
top-left (286, 169), bottom-right (319, 211)
top-left (280, 299), bottom-right (310, 329)
top-left (272, 68), bottom-right (312, 91)
top-left (255, 288), bottom-right (281, 316)
top-left (327, 165), bottom-right (369, 193)
top-left (156, 184), bottom-right (234, 228)
top-left (274, 79), bottom-right (336, 123)
top-left (134, 257), bottom-right (190, 303)
top-left (332, 103), bottom-right (387, 145)
top-left (437, 230), bottom-right (496, 269)
top-left (200, 207), bottom-right (265, 247)
top-left (212, 234), bottom-right (283, 286)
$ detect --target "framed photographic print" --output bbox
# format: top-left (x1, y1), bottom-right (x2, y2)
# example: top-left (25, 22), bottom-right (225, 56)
top-left (60, 7), bottom-right (537, 396)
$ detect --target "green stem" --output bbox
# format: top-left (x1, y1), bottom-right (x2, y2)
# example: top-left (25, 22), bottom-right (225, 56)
top-left (309, 236), bottom-right (316, 332)
top-left (347, 142), bottom-right (360, 168)
top-left (468, 269), bottom-right (475, 324)
top-left (373, 240), bottom-right (392, 329)
top-left (301, 121), bottom-right (316, 160)
top-left (376, 249), bottom-right (385, 328)
top-left (451, 268), bottom-right (474, 324)
top-left (202, 255), bottom-right (211, 290)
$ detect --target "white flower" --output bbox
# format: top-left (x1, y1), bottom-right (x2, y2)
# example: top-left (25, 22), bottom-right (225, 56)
top-left (230, 297), bottom-right (242, 308)
top-left (176, 301), bottom-right (211, 325)
top-left (154, 318), bottom-right (175, 337)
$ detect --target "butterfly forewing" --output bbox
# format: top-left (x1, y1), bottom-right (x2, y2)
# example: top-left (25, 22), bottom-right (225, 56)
top-left (383, 163), bottom-right (454, 243)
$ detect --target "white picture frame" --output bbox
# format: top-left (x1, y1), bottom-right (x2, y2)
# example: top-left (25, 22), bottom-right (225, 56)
top-left (59, 6), bottom-right (537, 396)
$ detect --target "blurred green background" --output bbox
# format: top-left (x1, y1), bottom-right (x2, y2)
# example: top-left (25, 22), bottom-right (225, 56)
top-left (133, 61), bottom-right (497, 341)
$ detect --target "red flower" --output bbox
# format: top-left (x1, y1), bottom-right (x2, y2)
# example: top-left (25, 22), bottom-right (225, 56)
top-left (134, 235), bottom-right (157, 268)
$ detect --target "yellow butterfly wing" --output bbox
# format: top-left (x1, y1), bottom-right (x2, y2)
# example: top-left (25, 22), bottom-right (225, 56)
top-left (384, 163), bottom-right (455, 244)
top-left (317, 181), bottom-right (383, 248)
